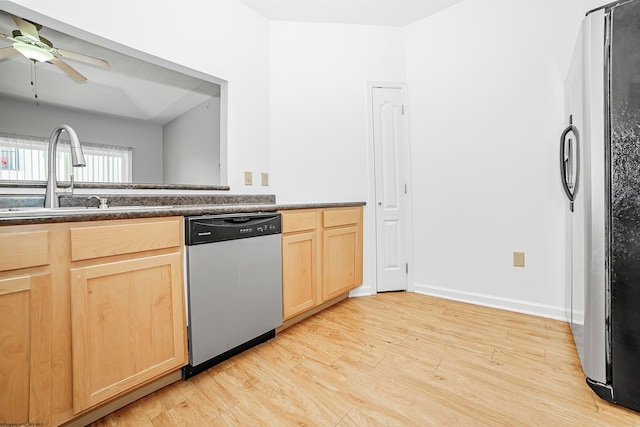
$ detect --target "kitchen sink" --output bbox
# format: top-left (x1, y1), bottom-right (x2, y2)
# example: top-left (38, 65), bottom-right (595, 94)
top-left (0, 205), bottom-right (174, 216)
top-left (0, 206), bottom-right (98, 213)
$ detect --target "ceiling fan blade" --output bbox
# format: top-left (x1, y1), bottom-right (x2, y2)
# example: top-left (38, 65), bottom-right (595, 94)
top-left (0, 46), bottom-right (18, 59)
top-left (56, 48), bottom-right (109, 69)
top-left (11, 15), bottom-right (39, 41)
top-left (50, 57), bottom-right (87, 82)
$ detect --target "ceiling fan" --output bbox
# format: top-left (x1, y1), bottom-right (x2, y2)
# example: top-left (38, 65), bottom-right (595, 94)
top-left (0, 14), bottom-right (109, 82)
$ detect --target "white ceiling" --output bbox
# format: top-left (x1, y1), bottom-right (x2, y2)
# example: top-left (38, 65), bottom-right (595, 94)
top-left (238, 0), bottom-right (463, 26)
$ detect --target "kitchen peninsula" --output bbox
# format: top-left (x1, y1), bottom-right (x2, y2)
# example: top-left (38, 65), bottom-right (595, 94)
top-left (0, 195), bottom-right (364, 426)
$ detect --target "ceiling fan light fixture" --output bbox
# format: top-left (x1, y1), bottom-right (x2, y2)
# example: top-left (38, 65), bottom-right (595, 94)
top-left (13, 42), bottom-right (53, 62)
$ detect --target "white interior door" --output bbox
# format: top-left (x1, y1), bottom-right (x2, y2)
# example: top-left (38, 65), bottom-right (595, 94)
top-left (372, 86), bottom-right (408, 292)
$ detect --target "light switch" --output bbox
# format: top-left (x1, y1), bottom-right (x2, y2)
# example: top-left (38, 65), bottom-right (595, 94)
top-left (244, 171), bottom-right (253, 186)
top-left (261, 172), bottom-right (269, 186)
top-left (513, 252), bottom-right (525, 267)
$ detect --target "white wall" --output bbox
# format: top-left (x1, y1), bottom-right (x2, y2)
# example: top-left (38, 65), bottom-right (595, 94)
top-left (405, 0), bottom-right (604, 319)
top-left (7, 0), bottom-right (270, 192)
top-left (270, 22), bottom-right (405, 203)
top-left (269, 21), bottom-right (406, 295)
top-left (0, 95), bottom-right (162, 182)
top-left (163, 97), bottom-right (221, 185)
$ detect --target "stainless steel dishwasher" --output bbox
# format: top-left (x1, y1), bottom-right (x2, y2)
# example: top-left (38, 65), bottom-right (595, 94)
top-left (182, 212), bottom-right (282, 378)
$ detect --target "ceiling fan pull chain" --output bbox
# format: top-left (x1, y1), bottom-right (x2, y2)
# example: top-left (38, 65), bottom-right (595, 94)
top-left (30, 61), bottom-right (39, 105)
top-left (30, 61), bottom-right (34, 94)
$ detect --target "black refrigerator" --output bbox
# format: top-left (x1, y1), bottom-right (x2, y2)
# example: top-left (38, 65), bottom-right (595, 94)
top-left (562, 0), bottom-right (640, 412)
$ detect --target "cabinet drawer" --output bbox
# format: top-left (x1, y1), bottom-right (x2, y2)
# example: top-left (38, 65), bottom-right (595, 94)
top-left (70, 218), bottom-right (182, 261)
top-left (0, 230), bottom-right (49, 271)
top-left (282, 210), bottom-right (318, 233)
top-left (322, 208), bottom-right (361, 228)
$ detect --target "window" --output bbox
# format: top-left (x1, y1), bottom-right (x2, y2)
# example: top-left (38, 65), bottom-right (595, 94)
top-left (0, 132), bottom-right (132, 183)
top-left (1, 149), bottom-right (18, 171)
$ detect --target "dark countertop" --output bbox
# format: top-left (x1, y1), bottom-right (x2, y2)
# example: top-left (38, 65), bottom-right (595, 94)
top-left (0, 201), bottom-right (366, 226)
top-left (0, 193), bottom-right (275, 209)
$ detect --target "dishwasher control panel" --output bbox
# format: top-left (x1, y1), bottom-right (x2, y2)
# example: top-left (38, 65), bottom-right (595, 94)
top-left (185, 212), bottom-right (281, 245)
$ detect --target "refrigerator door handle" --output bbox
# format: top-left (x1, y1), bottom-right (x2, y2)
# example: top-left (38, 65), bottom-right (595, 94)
top-left (560, 124), bottom-right (580, 202)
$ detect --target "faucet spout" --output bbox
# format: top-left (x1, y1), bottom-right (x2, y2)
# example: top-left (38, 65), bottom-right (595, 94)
top-left (44, 124), bottom-right (86, 208)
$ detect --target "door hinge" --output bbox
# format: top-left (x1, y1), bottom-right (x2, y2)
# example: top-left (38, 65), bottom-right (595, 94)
top-left (402, 105), bottom-right (405, 115)
top-left (406, 263), bottom-right (408, 274)
top-left (404, 183), bottom-right (407, 194)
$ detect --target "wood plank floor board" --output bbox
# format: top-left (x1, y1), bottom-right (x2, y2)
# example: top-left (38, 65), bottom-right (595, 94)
top-left (90, 402), bottom-right (154, 427)
top-left (249, 337), bottom-right (307, 370)
top-left (207, 362), bottom-right (261, 406)
top-left (89, 293), bottom-right (640, 426)
top-left (135, 378), bottom-right (194, 421)
top-left (400, 329), bottom-right (496, 363)
top-left (289, 357), bottom-right (351, 398)
top-left (150, 400), bottom-right (211, 427)
top-left (273, 325), bottom-right (344, 366)
top-left (186, 372), bottom-right (232, 421)
top-left (310, 356), bottom-right (441, 426)
top-left (333, 306), bottom-right (413, 338)
top-left (235, 351), bottom-right (352, 425)
top-left (545, 318), bottom-right (574, 334)
top-left (300, 319), bottom-right (401, 368)
top-left (431, 366), bottom-right (583, 426)
top-left (403, 310), bottom-right (511, 345)
top-left (295, 322), bottom-right (386, 368)
top-left (490, 347), bottom-right (577, 390)
top-left (354, 356), bottom-right (512, 426)
top-left (374, 340), bottom-right (443, 377)
top-left (310, 308), bottom-right (408, 346)
top-left (504, 328), bottom-right (579, 355)
top-left (437, 343), bottom-right (604, 423)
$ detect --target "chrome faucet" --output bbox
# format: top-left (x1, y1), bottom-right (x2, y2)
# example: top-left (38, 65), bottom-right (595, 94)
top-left (44, 124), bottom-right (86, 208)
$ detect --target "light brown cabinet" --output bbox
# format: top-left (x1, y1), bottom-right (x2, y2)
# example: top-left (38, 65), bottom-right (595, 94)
top-left (0, 216), bottom-right (187, 426)
top-left (69, 217), bottom-right (187, 414)
top-left (70, 253), bottom-right (186, 412)
top-left (281, 211), bottom-right (320, 319)
top-left (0, 229), bottom-right (52, 426)
top-left (280, 207), bottom-right (363, 323)
top-left (0, 274), bottom-right (51, 425)
top-left (321, 208), bottom-right (363, 301)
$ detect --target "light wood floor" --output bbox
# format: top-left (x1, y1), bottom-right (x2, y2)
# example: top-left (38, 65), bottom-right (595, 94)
top-left (90, 292), bottom-right (640, 426)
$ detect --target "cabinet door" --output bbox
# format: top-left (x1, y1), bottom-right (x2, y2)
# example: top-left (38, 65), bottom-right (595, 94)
top-left (70, 252), bottom-right (186, 413)
top-left (0, 274), bottom-right (50, 426)
top-left (282, 231), bottom-right (319, 320)
top-left (322, 225), bottom-right (363, 301)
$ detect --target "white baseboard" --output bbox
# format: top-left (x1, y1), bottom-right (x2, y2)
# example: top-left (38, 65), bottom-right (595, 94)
top-left (412, 283), bottom-right (569, 322)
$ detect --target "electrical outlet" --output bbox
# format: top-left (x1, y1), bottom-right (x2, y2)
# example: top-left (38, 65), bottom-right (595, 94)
top-left (261, 172), bottom-right (269, 186)
top-left (513, 251), bottom-right (525, 267)
top-left (244, 171), bottom-right (253, 186)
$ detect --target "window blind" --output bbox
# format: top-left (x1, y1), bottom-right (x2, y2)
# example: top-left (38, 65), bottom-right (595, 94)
top-left (0, 132), bottom-right (132, 183)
